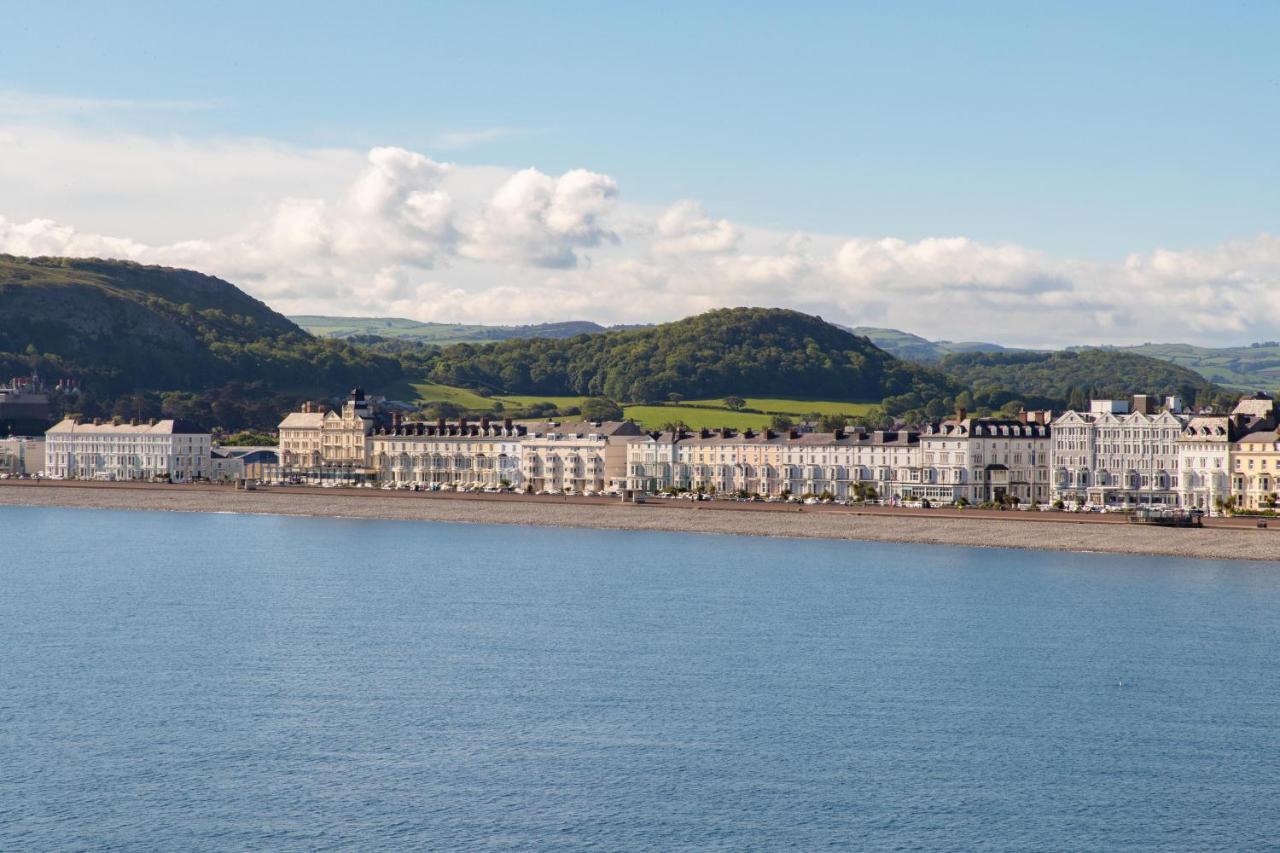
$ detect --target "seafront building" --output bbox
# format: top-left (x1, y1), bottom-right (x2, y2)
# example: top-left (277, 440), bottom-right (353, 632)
top-left (1050, 398), bottom-right (1189, 507)
top-left (1229, 424), bottom-right (1280, 511)
top-left (0, 436), bottom-right (44, 476)
top-left (625, 426), bottom-right (924, 501)
top-left (277, 388), bottom-right (378, 483)
top-left (210, 447), bottom-right (279, 483)
top-left (44, 418), bottom-right (211, 482)
top-left (371, 417), bottom-right (529, 489)
top-left (522, 420), bottom-right (645, 494)
top-left (921, 410), bottom-right (1053, 505)
top-left (1177, 415), bottom-right (1243, 513)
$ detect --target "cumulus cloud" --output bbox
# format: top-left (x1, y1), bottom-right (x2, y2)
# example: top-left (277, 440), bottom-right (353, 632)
top-left (4, 123), bottom-right (1280, 346)
top-left (653, 200), bottom-right (741, 255)
top-left (461, 167), bottom-right (619, 268)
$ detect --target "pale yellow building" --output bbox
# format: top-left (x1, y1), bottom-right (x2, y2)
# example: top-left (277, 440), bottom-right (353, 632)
top-left (1231, 425), bottom-right (1280, 511)
top-left (277, 388), bottom-right (377, 482)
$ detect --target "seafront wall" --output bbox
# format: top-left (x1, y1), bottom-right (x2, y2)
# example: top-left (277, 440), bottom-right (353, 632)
top-left (2, 482), bottom-right (1279, 562)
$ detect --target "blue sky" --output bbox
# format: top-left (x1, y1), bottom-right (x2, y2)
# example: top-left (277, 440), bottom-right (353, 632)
top-left (1, 2), bottom-right (1278, 343)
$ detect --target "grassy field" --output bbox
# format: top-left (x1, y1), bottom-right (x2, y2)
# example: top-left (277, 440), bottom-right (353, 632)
top-left (685, 398), bottom-right (878, 416)
top-left (396, 382), bottom-right (877, 429)
top-left (489, 393), bottom-right (594, 410)
top-left (400, 382), bottom-right (496, 410)
top-left (621, 406), bottom-right (779, 430)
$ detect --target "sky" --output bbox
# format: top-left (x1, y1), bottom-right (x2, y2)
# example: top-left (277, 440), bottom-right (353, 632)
top-left (1, 1), bottom-right (1279, 346)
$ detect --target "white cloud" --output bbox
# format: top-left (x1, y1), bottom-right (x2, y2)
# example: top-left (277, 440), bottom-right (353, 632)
top-left (653, 200), bottom-right (741, 255)
top-left (461, 167), bottom-right (619, 268)
top-left (3, 121), bottom-right (1280, 347)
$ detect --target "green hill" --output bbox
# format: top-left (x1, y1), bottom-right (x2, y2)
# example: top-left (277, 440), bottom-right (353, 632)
top-left (939, 349), bottom-right (1223, 410)
top-left (292, 315), bottom-right (614, 344)
top-left (423, 307), bottom-right (956, 405)
top-left (0, 255), bottom-right (402, 429)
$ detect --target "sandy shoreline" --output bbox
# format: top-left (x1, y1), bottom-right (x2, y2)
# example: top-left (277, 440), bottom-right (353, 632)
top-left (4, 481), bottom-right (1280, 562)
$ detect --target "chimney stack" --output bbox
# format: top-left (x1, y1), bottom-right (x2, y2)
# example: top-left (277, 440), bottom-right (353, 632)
top-left (503, 417), bottom-right (513, 431)
top-left (955, 406), bottom-right (967, 422)
top-left (788, 428), bottom-right (799, 440)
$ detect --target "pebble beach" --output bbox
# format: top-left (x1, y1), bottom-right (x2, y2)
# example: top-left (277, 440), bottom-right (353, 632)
top-left (3, 481), bottom-right (1280, 562)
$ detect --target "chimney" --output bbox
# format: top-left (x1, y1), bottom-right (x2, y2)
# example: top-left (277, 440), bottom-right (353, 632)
top-left (481, 416), bottom-right (491, 430)
top-left (764, 428), bottom-right (775, 440)
top-left (834, 427), bottom-right (844, 440)
top-left (503, 417), bottom-right (513, 431)
top-left (436, 417), bottom-right (446, 431)
top-left (93, 417), bottom-right (102, 426)
top-left (700, 428), bottom-right (711, 438)
top-left (1018, 410), bottom-right (1028, 424)
top-left (788, 428), bottom-right (799, 440)
top-left (955, 406), bottom-right (967, 422)
top-left (129, 418), bottom-right (137, 426)
top-left (147, 418), bottom-right (156, 426)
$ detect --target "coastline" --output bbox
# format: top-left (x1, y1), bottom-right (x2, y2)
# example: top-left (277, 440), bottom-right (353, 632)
top-left (3, 481), bottom-right (1280, 562)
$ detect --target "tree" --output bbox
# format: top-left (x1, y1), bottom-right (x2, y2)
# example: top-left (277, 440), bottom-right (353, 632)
top-left (770, 414), bottom-right (793, 430)
top-left (723, 395), bottom-right (746, 411)
top-left (581, 397), bottom-right (624, 421)
top-left (818, 413), bottom-right (847, 432)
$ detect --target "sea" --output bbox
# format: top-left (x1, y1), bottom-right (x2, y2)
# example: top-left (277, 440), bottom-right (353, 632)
top-left (2, 506), bottom-right (1280, 851)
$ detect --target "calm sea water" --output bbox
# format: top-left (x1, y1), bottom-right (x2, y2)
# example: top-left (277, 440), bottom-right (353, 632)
top-left (3, 507), bottom-right (1280, 850)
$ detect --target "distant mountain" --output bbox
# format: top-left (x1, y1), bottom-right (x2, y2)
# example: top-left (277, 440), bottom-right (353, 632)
top-left (852, 325), bottom-right (1280, 394)
top-left (1074, 342), bottom-right (1280, 393)
top-left (850, 326), bottom-right (1016, 362)
top-left (292, 315), bottom-right (626, 344)
top-left (424, 307), bottom-right (956, 403)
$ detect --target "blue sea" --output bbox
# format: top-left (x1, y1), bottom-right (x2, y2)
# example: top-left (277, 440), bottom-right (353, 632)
top-left (2, 506), bottom-right (1280, 850)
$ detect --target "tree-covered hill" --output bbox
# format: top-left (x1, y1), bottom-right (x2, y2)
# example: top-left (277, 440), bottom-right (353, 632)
top-left (423, 307), bottom-right (956, 404)
top-left (0, 255), bottom-right (402, 429)
top-left (939, 349), bottom-right (1226, 411)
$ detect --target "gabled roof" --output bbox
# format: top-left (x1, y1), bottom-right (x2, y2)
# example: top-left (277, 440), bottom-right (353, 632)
top-left (279, 412), bottom-right (326, 429)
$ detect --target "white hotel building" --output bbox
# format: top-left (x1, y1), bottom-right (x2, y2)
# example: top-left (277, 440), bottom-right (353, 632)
top-left (45, 418), bottom-right (212, 482)
top-left (1051, 398), bottom-right (1188, 507)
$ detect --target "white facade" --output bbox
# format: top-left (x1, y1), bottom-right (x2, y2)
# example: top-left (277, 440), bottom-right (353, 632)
top-left (371, 419), bottom-right (527, 489)
top-left (1050, 407), bottom-right (1188, 506)
top-left (922, 416), bottom-right (1053, 505)
top-left (522, 420), bottom-right (645, 494)
top-left (1176, 415), bottom-right (1235, 513)
top-left (45, 419), bottom-right (211, 482)
top-left (625, 427), bottom-right (924, 501)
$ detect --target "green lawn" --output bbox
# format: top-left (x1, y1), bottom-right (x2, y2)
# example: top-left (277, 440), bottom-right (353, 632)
top-left (491, 393), bottom-right (594, 410)
top-left (685, 398), bottom-right (877, 416)
top-left (396, 382), bottom-right (877, 427)
top-left (622, 405), bottom-right (779, 430)
top-left (402, 382), bottom-right (496, 410)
